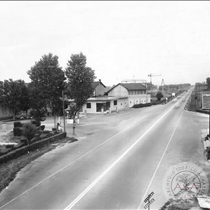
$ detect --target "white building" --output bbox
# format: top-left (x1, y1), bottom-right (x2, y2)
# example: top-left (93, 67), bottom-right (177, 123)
top-left (66, 81), bottom-right (150, 115)
top-left (105, 83), bottom-right (151, 107)
top-left (82, 96), bottom-right (128, 114)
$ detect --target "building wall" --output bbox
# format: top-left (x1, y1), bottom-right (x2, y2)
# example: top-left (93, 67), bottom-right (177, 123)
top-left (0, 105), bottom-right (13, 120)
top-left (128, 95), bottom-right (151, 107)
top-left (82, 98), bottom-right (128, 114)
top-left (117, 98), bottom-right (129, 110)
top-left (108, 85), bottom-right (128, 97)
top-left (108, 85), bottom-right (150, 107)
top-left (85, 101), bottom-right (97, 113)
top-left (108, 98), bottom-right (128, 112)
top-left (94, 83), bottom-right (107, 96)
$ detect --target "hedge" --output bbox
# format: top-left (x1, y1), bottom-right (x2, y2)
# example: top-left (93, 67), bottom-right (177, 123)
top-left (0, 132), bottom-right (66, 164)
top-left (132, 103), bottom-right (152, 108)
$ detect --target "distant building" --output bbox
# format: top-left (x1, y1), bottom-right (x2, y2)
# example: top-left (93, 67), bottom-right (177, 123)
top-left (66, 80), bottom-right (151, 115)
top-left (161, 84), bottom-right (191, 95)
top-left (105, 82), bottom-right (151, 107)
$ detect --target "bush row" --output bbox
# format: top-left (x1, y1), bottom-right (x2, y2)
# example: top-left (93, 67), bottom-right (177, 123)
top-left (0, 132), bottom-right (66, 164)
top-left (132, 103), bottom-right (152, 108)
top-left (132, 94), bottom-right (180, 108)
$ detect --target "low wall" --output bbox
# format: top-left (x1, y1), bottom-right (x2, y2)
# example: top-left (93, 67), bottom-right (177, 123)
top-left (0, 132), bottom-right (66, 164)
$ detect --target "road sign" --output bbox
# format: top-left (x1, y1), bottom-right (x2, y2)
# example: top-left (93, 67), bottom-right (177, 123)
top-left (202, 94), bottom-right (210, 110)
top-left (144, 198), bottom-right (155, 209)
top-left (144, 192), bottom-right (154, 203)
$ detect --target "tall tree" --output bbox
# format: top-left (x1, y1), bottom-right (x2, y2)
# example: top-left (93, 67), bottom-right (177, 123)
top-left (0, 79), bottom-right (30, 119)
top-left (65, 53), bottom-right (96, 119)
top-left (27, 53), bottom-right (66, 125)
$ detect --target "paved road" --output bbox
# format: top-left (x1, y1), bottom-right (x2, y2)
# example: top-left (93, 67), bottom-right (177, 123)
top-left (0, 88), bottom-right (209, 209)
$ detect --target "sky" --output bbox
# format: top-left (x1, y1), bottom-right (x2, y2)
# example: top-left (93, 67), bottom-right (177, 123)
top-left (0, 1), bottom-right (210, 87)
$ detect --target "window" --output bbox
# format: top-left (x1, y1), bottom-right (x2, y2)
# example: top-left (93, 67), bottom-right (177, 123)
top-left (87, 103), bottom-right (91, 108)
top-left (114, 100), bottom-right (117, 105)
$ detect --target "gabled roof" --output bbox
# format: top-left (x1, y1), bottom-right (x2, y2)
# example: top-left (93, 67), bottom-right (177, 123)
top-left (92, 80), bottom-right (106, 89)
top-left (106, 83), bottom-right (146, 94)
top-left (120, 83), bottom-right (146, 90)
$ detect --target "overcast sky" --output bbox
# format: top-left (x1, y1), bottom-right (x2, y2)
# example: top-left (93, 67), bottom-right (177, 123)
top-left (0, 1), bottom-right (210, 86)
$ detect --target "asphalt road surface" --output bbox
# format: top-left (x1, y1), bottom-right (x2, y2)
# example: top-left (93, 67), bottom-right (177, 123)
top-left (0, 88), bottom-right (208, 210)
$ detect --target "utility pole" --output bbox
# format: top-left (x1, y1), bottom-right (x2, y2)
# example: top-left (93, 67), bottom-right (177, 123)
top-left (62, 90), bottom-right (66, 133)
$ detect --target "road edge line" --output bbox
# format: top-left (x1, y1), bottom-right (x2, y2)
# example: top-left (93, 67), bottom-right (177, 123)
top-left (64, 104), bottom-right (177, 209)
top-left (138, 110), bottom-right (184, 210)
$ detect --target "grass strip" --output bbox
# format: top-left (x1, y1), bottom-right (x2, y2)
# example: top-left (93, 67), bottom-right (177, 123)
top-left (0, 137), bottom-right (76, 193)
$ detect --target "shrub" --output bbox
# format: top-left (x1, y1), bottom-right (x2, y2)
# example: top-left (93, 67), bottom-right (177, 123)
top-left (156, 91), bottom-right (164, 101)
top-left (14, 121), bottom-right (22, 128)
top-left (31, 119), bottom-right (41, 127)
top-left (22, 123), bottom-right (37, 144)
top-left (13, 127), bottom-right (23, 136)
top-left (132, 103), bottom-right (152, 108)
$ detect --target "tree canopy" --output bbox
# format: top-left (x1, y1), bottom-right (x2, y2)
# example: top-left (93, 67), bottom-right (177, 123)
top-left (0, 79), bottom-right (30, 119)
top-left (65, 53), bottom-right (96, 118)
top-left (27, 53), bottom-right (66, 121)
top-left (156, 91), bottom-right (164, 101)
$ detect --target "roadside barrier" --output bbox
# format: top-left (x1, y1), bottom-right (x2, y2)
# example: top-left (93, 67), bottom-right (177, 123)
top-left (0, 132), bottom-right (66, 164)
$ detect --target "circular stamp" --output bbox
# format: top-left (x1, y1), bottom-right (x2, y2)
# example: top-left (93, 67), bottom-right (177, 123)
top-left (163, 162), bottom-right (209, 200)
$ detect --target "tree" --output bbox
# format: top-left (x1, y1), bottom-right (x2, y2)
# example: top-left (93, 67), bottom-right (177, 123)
top-left (65, 53), bottom-right (96, 119)
top-left (27, 82), bottom-right (47, 122)
top-left (0, 79), bottom-right (30, 119)
top-left (156, 91), bottom-right (164, 101)
top-left (20, 83), bottom-right (30, 115)
top-left (27, 53), bottom-right (66, 125)
top-left (206, 77), bottom-right (210, 90)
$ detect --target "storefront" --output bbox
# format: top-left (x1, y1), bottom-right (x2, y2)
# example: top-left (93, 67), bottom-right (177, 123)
top-left (83, 96), bottom-right (128, 114)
